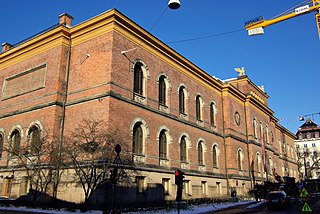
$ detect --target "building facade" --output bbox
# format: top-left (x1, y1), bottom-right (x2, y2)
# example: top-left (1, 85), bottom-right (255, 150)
top-left (0, 9), bottom-right (298, 205)
top-left (295, 118), bottom-right (320, 179)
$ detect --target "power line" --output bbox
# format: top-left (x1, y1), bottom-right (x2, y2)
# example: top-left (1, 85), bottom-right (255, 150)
top-left (167, 28), bottom-right (245, 44)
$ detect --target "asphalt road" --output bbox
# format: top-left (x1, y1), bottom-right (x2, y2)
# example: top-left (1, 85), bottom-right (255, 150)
top-left (204, 197), bottom-right (320, 214)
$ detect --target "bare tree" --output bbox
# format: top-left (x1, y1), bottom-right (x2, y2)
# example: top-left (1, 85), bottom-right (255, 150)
top-left (5, 129), bottom-right (63, 205)
top-left (63, 119), bottom-right (132, 210)
top-left (297, 149), bottom-right (320, 179)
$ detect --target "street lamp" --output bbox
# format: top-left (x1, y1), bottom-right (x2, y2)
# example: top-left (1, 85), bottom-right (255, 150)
top-left (168, 0), bottom-right (181, 9)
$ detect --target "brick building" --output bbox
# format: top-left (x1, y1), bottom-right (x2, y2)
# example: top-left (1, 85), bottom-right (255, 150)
top-left (0, 9), bottom-right (298, 205)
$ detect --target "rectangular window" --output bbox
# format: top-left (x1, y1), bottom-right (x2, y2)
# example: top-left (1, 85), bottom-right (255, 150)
top-left (216, 182), bottom-right (221, 195)
top-left (304, 144), bottom-right (308, 148)
top-left (136, 176), bottom-right (145, 195)
top-left (312, 143), bottom-right (316, 148)
top-left (201, 181), bottom-right (207, 195)
top-left (162, 178), bottom-right (170, 195)
top-left (183, 180), bottom-right (190, 195)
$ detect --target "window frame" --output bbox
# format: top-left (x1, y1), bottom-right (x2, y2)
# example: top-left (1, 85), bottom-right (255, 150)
top-left (133, 62), bottom-right (144, 96)
top-left (159, 130), bottom-right (167, 159)
top-left (198, 141), bottom-right (204, 165)
top-left (133, 123), bottom-right (143, 155)
top-left (180, 136), bottom-right (187, 162)
top-left (10, 129), bottom-right (21, 157)
top-left (158, 75), bottom-right (166, 107)
top-left (212, 145), bottom-right (218, 168)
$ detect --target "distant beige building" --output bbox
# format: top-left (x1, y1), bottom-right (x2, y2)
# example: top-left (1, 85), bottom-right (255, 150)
top-left (0, 9), bottom-right (298, 207)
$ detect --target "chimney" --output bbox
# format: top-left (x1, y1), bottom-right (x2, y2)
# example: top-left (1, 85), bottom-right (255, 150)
top-left (59, 13), bottom-right (73, 27)
top-left (1, 42), bottom-right (13, 53)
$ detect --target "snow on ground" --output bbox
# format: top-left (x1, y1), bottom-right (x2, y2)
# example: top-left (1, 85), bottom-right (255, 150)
top-left (0, 200), bottom-right (257, 214)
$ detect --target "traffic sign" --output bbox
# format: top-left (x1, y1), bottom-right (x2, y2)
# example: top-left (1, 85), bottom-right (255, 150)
top-left (301, 202), bottom-right (312, 212)
top-left (115, 144), bottom-right (121, 154)
top-left (299, 188), bottom-right (310, 198)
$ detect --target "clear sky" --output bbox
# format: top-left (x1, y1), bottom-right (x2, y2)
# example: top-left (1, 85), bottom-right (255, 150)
top-left (1, 0), bottom-right (319, 134)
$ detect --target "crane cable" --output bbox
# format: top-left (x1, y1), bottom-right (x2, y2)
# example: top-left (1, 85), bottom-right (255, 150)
top-left (271, 0), bottom-right (312, 19)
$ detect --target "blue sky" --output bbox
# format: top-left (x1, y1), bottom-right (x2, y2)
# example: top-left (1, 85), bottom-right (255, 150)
top-left (1, 0), bottom-right (319, 133)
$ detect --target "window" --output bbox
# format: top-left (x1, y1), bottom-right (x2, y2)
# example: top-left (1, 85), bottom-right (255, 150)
top-left (159, 130), bottom-right (167, 159)
top-left (312, 143), bottom-right (316, 148)
top-left (210, 103), bottom-right (216, 127)
top-left (180, 136), bottom-right (187, 162)
top-left (133, 123), bottom-right (143, 154)
top-left (216, 182), bottom-right (221, 195)
top-left (11, 129), bottom-right (21, 157)
top-left (212, 145), bottom-right (218, 167)
top-left (265, 126), bottom-right (269, 144)
top-left (315, 132), bottom-right (319, 138)
top-left (28, 126), bottom-right (41, 155)
top-left (198, 141), bottom-right (204, 165)
top-left (237, 150), bottom-right (243, 171)
top-left (307, 133), bottom-right (311, 139)
top-left (304, 144), bottom-right (307, 148)
top-left (195, 95), bottom-right (202, 121)
top-left (183, 180), bottom-right (190, 195)
top-left (260, 122), bottom-right (263, 140)
top-left (162, 178), bottom-right (170, 195)
top-left (201, 181), bottom-right (207, 195)
top-left (253, 118), bottom-right (257, 139)
top-left (256, 153), bottom-right (261, 173)
top-left (159, 75), bottom-right (166, 106)
top-left (133, 62), bottom-right (144, 96)
top-left (0, 133), bottom-right (3, 159)
top-left (136, 176), bottom-right (145, 195)
top-left (179, 86), bottom-right (186, 114)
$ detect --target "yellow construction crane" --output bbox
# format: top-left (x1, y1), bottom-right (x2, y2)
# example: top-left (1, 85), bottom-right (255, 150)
top-left (245, 0), bottom-right (320, 38)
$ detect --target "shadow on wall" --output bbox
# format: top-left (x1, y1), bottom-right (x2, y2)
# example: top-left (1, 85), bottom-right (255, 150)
top-left (89, 181), bottom-right (166, 211)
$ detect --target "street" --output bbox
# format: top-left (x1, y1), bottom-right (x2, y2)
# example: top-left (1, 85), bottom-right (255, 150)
top-left (205, 197), bottom-right (320, 214)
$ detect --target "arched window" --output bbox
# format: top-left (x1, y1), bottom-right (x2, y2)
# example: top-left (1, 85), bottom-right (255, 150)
top-left (210, 103), bottom-right (216, 127)
top-left (195, 95), bottom-right (202, 121)
top-left (260, 121), bottom-right (263, 140)
top-left (0, 133), bottom-right (3, 159)
top-left (159, 75), bottom-right (166, 106)
top-left (28, 126), bottom-right (41, 155)
top-left (237, 150), bottom-right (243, 170)
top-left (265, 125), bottom-right (269, 144)
top-left (179, 86), bottom-right (186, 114)
top-left (212, 145), bottom-right (218, 167)
top-left (180, 136), bottom-right (187, 162)
top-left (198, 141), bottom-right (204, 165)
top-left (133, 62), bottom-right (144, 96)
top-left (133, 123), bottom-right (143, 154)
top-left (159, 130), bottom-right (167, 159)
top-left (253, 118), bottom-right (257, 139)
top-left (11, 129), bottom-right (21, 156)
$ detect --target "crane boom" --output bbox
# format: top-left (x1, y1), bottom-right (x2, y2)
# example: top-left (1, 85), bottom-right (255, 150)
top-left (245, 0), bottom-right (320, 37)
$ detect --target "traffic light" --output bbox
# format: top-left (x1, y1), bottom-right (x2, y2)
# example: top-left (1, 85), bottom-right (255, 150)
top-left (175, 169), bottom-right (185, 185)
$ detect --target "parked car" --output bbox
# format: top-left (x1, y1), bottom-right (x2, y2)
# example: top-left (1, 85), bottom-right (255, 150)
top-left (266, 190), bottom-right (291, 209)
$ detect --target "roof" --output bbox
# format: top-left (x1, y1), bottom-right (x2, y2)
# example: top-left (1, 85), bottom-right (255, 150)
top-left (299, 118), bottom-right (319, 129)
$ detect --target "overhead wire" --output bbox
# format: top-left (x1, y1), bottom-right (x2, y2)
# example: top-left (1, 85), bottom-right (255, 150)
top-left (167, 28), bottom-right (245, 44)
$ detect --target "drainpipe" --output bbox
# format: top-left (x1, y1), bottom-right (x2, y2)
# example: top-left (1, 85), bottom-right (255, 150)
top-left (55, 33), bottom-right (72, 199)
top-left (221, 90), bottom-right (229, 195)
top-left (244, 99), bottom-right (253, 190)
